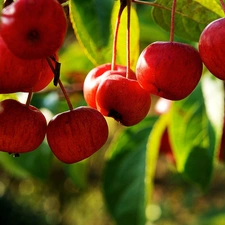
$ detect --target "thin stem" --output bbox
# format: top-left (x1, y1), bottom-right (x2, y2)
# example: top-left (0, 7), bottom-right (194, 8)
top-left (126, 0), bottom-right (131, 78)
top-left (220, 0), bottom-right (225, 14)
top-left (46, 56), bottom-right (73, 111)
top-left (111, 0), bottom-right (127, 70)
top-left (170, 0), bottom-right (177, 42)
top-left (58, 79), bottom-right (73, 111)
top-left (26, 89), bottom-right (33, 107)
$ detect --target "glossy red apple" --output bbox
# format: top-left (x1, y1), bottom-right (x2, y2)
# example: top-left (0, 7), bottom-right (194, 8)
top-left (96, 72), bottom-right (151, 126)
top-left (83, 63), bottom-right (136, 108)
top-left (0, 99), bottom-right (47, 154)
top-left (0, 36), bottom-right (51, 93)
top-left (136, 41), bottom-right (203, 100)
top-left (0, 0), bottom-right (67, 59)
top-left (46, 106), bottom-right (109, 164)
top-left (199, 18), bottom-right (225, 80)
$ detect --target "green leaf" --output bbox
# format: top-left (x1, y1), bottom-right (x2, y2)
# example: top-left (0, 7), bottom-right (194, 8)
top-left (169, 83), bottom-right (216, 190)
top-left (59, 41), bottom-right (94, 76)
top-left (0, 94), bottom-right (18, 101)
top-left (145, 113), bottom-right (170, 207)
top-left (69, 0), bottom-right (140, 68)
top-left (152, 0), bottom-right (222, 42)
top-left (103, 117), bottom-right (158, 225)
top-left (69, 0), bottom-right (114, 65)
top-left (0, 141), bottom-right (53, 179)
top-left (201, 71), bottom-right (225, 155)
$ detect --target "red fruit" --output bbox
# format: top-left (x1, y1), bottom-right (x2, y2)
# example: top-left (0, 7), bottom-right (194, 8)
top-left (0, 36), bottom-right (51, 93)
top-left (0, 99), bottom-right (47, 154)
top-left (96, 72), bottom-right (151, 126)
top-left (30, 65), bottom-right (54, 92)
top-left (159, 128), bottom-right (175, 163)
top-left (23, 55), bottom-right (59, 92)
top-left (136, 41), bottom-right (203, 100)
top-left (46, 106), bottom-right (109, 164)
top-left (0, 0), bottom-right (67, 59)
top-left (199, 18), bottom-right (225, 80)
top-left (83, 63), bottom-right (136, 108)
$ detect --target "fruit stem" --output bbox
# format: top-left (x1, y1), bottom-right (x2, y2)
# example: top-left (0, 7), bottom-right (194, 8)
top-left (46, 56), bottom-right (73, 111)
top-left (25, 89), bottom-right (33, 107)
top-left (220, 0), bottom-right (225, 13)
top-left (58, 79), bottom-right (74, 111)
top-left (126, 0), bottom-right (132, 79)
top-left (169, 0), bottom-right (177, 42)
top-left (111, 0), bottom-right (127, 71)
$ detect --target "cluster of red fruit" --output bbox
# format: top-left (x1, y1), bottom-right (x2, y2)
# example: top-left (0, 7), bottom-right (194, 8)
top-left (0, 0), bottom-right (225, 164)
top-left (0, 0), bottom-right (109, 164)
top-left (83, 4), bottom-right (225, 125)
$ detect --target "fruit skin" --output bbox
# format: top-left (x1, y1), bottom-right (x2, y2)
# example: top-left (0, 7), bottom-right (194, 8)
top-left (83, 63), bottom-right (136, 109)
top-left (0, 0), bottom-right (67, 59)
top-left (96, 73), bottom-right (151, 126)
top-left (46, 106), bottom-right (109, 164)
top-left (29, 65), bottom-right (54, 92)
top-left (136, 41), bottom-right (203, 100)
top-left (22, 54), bottom-right (58, 93)
top-left (0, 99), bottom-right (47, 154)
top-left (0, 36), bottom-right (52, 93)
top-left (199, 18), bottom-right (225, 80)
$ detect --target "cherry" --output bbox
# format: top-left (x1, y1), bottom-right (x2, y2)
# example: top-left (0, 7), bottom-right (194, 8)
top-left (83, 63), bottom-right (136, 108)
top-left (46, 106), bottom-right (109, 164)
top-left (0, 0), bottom-right (67, 59)
top-left (96, 72), bottom-right (151, 126)
top-left (136, 41), bottom-right (203, 100)
top-left (0, 99), bottom-right (47, 154)
top-left (0, 36), bottom-right (51, 93)
top-left (199, 18), bottom-right (225, 80)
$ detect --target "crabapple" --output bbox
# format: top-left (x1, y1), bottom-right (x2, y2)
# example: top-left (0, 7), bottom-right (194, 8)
top-left (46, 106), bottom-right (109, 164)
top-left (0, 99), bottom-right (47, 154)
top-left (83, 63), bottom-right (136, 108)
top-left (0, 0), bottom-right (67, 59)
top-left (136, 41), bottom-right (203, 100)
top-left (199, 18), bottom-right (225, 80)
top-left (96, 72), bottom-right (151, 126)
top-left (0, 36), bottom-right (51, 93)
